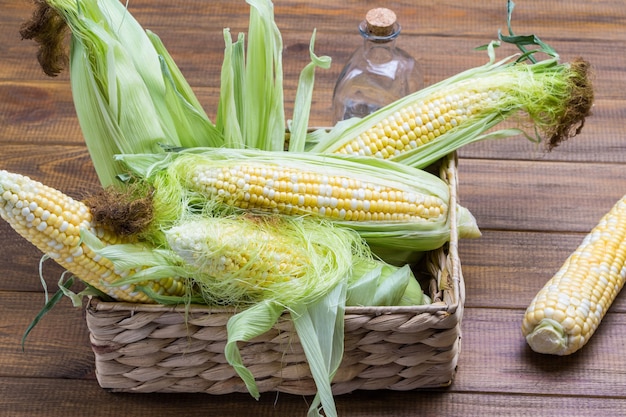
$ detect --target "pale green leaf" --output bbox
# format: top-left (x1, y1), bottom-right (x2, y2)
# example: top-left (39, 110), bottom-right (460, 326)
top-left (288, 30), bottom-right (331, 152)
top-left (147, 31), bottom-right (223, 148)
top-left (291, 283), bottom-right (347, 417)
top-left (224, 301), bottom-right (284, 399)
top-left (243, 0), bottom-right (285, 150)
top-left (216, 29), bottom-right (245, 148)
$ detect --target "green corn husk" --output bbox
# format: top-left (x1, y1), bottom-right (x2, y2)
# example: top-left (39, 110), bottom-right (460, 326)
top-left (39, 0), bottom-right (223, 186)
top-left (216, 1), bottom-right (330, 151)
top-left (310, 47), bottom-right (593, 169)
top-left (116, 148), bottom-right (481, 258)
top-left (26, 0), bottom-right (330, 186)
top-left (215, 0), bottom-right (286, 151)
top-left (288, 29), bottom-right (332, 152)
top-left (241, 0), bottom-right (285, 151)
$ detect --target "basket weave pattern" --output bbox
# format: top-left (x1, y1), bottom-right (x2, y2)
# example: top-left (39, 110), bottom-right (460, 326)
top-left (85, 153), bottom-right (465, 395)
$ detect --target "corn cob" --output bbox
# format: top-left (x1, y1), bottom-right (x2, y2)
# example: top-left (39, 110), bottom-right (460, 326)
top-left (163, 216), bottom-right (357, 306)
top-left (119, 149), bottom-right (481, 254)
top-left (311, 57), bottom-right (593, 169)
top-left (522, 195), bottom-right (626, 355)
top-left (166, 217), bottom-right (312, 291)
top-left (191, 162), bottom-right (445, 223)
top-left (329, 83), bottom-right (494, 158)
top-left (0, 170), bottom-right (185, 303)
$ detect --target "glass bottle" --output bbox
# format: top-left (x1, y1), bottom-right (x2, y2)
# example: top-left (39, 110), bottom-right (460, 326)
top-left (331, 8), bottom-right (422, 124)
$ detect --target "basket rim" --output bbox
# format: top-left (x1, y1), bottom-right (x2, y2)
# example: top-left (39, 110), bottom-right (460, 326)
top-left (87, 295), bottom-right (458, 315)
top-left (87, 152), bottom-right (464, 317)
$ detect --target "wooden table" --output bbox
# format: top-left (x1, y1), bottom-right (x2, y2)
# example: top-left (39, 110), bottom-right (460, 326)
top-left (1, 0), bottom-right (625, 415)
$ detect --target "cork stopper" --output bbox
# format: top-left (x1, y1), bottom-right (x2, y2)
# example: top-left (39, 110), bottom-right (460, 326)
top-left (364, 8), bottom-right (397, 37)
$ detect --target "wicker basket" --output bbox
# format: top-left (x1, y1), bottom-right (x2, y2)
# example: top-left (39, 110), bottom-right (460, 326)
top-left (85, 153), bottom-right (465, 395)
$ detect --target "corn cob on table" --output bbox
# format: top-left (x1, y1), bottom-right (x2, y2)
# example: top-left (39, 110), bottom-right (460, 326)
top-left (1, 0), bottom-right (626, 416)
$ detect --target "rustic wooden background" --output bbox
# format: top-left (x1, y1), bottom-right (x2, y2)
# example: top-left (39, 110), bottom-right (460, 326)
top-left (1, 0), bottom-right (625, 415)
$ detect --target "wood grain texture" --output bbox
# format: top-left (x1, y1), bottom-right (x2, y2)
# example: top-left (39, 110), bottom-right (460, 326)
top-left (0, 0), bottom-right (625, 416)
top-left (3, 376), bottom-right (625, 417)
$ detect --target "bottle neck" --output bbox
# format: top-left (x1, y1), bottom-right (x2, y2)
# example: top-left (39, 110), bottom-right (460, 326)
top-left (359, 19), bottom-right (400, 46)
top-left (359, 20), bottom-right (399, 63)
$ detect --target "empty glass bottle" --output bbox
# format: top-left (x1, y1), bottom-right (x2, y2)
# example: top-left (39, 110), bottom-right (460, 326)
top-left (331, 8), bottom-right (422, 124)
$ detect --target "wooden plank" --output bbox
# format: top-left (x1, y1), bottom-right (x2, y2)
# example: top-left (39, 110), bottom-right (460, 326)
top-left (0, 292), bottom-right (94, 379)
top-left (457, 99), bottom-right (626, 164)
top-left (3, 0), bottom-right (624, 41)
top-left (1, 376), bottom-right (626, 417)
top-left (2, 305), bottom-right (626, 416)
top-left (0, 82), bottom-right (82, 146)
top-left (2, 24), bottom-right (624, 98)
top-left (458, 158), bottom-right (626, 233)
top-left (3, 291), bottom-right (626, 400)
top-left (2, 0), bottom-right (625, 95)
top-left (0, 232), bottom-right (68, 293)
top-left (0, 145), bottom-right (98, 192)
top-left (459, 229), bottom-right (626, 312)
top-left (455, 308), bottom-right (626, 398)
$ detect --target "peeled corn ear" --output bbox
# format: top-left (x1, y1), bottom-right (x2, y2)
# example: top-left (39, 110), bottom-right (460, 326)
top-left (118, 148), bottom-right (481, 256)
top-left (312, 55), bottom-right (593, 169)
top-left (164, 215), bottom-right (358, 306)
top-left (522, 195), bottom-right (626, 355)
top-left (0, 170), bottom-right (186, 303)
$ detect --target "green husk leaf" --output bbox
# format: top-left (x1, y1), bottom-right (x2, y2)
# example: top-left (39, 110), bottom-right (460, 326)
top-left (69, 36), bottom-right (150, 186)
top-left (23, 263), bottom-right (116, 349)
top-left (79, 228), bottom-right (169, 270)
top-left (288, 30), bottom-right (331, 152)
top-left (147, 30), bottom-right (223, 148)
top-left (57, 276), bottom-right (91, 307)
top-left (22, 275), bottom-right (75, 350)
top-left (291, 283), bottom-right (346, 417)
top-left (216, 30), bottom-right (245, 148)
top-left (499, 0), bottom-right (558, 62)
top-left (346, 262), bottom-right (423, 306)
top-left (224, 300), bottom-right (285, 399)
top-left (230, 33), bottom-right (247, 129)
top-left (38, 255), bottom-right (51, 304)
top-left (43, 0), bottom-right (222, 186)
top-left (243, 0), bottom-right (285, 150)
top-left (54, 0), bottom-right (172, 185)
top-left (146, 30), bottom-right (213, 119)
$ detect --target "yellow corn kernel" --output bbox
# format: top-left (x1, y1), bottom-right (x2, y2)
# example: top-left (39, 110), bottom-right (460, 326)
top-left (522, 195), bottom-right (626, 355)
top-left (166, 218), bottom-right (310, 295)
top-left (0, 170), bottom-right (185, 303)
top-left (187, 162), bottom-right (447, 224)
top-left (331, 86), bottom-right (491, 159)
